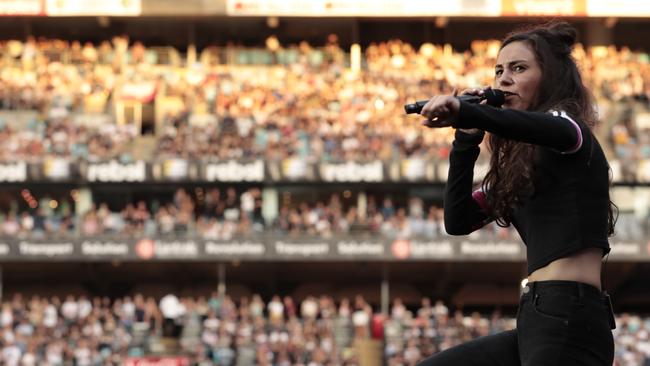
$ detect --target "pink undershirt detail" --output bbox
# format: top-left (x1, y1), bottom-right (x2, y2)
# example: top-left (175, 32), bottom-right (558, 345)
top-left (472, 189), bottom-right (488, 212)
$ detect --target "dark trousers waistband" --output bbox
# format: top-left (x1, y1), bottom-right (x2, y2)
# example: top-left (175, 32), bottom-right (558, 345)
top-left (522, 280), bottom-right (603, 299)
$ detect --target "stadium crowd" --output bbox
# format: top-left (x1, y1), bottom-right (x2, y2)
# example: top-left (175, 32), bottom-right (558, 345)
top-left (4, 185), bottom-right (649, 241)
top-left (0, 292), bottom-right (644, 365)
top-left (2, 186), bottom-right (521, 241)
top-left (0, 37), bottom-right (649, 173)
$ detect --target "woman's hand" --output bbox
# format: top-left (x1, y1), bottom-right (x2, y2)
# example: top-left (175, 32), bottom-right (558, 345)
top-left (460, 87), bottom-right (485, 98)
top-left (456, 88), bottom-right (486, 135)
top-left (420, 89), bottom-right (461, 128)
top-left (420, 88), bottom-right (485, 135)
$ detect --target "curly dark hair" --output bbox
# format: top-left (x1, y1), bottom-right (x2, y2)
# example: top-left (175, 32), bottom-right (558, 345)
top-left (482, 21), bottom-right (617, 236)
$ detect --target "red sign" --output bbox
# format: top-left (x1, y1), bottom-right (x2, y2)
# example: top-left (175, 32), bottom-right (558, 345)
top-left (391, 239), bottom-right (411, 259)
top-left (135, 239), bottom-right (155, 260)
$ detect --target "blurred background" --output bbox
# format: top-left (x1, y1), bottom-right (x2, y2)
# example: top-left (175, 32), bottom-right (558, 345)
top-left (0, 0), bottom-right (649, 365)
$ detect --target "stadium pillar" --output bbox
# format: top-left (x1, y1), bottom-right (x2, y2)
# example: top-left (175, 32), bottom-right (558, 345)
top-left (217, 263), bottom-right (226, 297)
top-left (381, 264), bottom-right (389, 315)
top-left (75, 188), bottom-right (93, 218)
top-left (187, 23), bottom-right (197, 65)
top-left (357, 192), bottom-right (367, 221)
top-left (351, 44), bottom-right (361, 74)
top-left (262, 188), bottom-right (279, 225)
top-left (187, 44), bottom-right (197, 65)
top-left (351, 19), bottom-right (359, 45)
top-left (23, 19), bottom-right (32, 39)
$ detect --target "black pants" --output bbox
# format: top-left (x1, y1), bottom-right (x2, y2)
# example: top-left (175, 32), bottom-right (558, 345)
top-left (418, 280), bottom-right (614, 366)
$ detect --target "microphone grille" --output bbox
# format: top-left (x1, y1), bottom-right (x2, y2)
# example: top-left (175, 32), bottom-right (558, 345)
top-left (485, 89), bottom-right (505, 107)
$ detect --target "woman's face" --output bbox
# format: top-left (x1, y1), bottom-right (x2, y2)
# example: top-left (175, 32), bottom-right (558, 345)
top-left (495, 41), bottom-right (543, 110)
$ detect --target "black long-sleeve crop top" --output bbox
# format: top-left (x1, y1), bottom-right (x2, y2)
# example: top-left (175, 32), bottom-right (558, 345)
top-left (444, 101), bottom-right (611, 275)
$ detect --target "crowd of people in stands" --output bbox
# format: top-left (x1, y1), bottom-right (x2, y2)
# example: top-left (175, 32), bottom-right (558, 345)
top-left (0, 37), bottom-right (649, 175)
top-left (0, 292), bottom-right (643, 365)
top-left (4, 184), bottom-right (650, 241)
top-left (1, 36), bottom-right (649, 237)
top-left (0, 186), bottom-right (521, 241)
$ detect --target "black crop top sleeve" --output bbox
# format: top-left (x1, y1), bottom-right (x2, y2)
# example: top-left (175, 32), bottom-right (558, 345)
top-left (455, 101), bottom-right (583, 154)
top-left (443, 129), bottom-right (493, 235)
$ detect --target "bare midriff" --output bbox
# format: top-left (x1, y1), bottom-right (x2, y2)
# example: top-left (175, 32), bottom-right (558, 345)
top-left (527, 247), bottom-right (604, 289)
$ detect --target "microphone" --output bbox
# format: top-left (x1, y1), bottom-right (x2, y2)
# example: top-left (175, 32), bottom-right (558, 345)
top-left (404, 88), bottom-right (506, 114)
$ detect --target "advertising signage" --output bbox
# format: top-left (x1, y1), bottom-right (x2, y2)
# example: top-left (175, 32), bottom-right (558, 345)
top-left (0, 236), bottom-right (644, 262)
